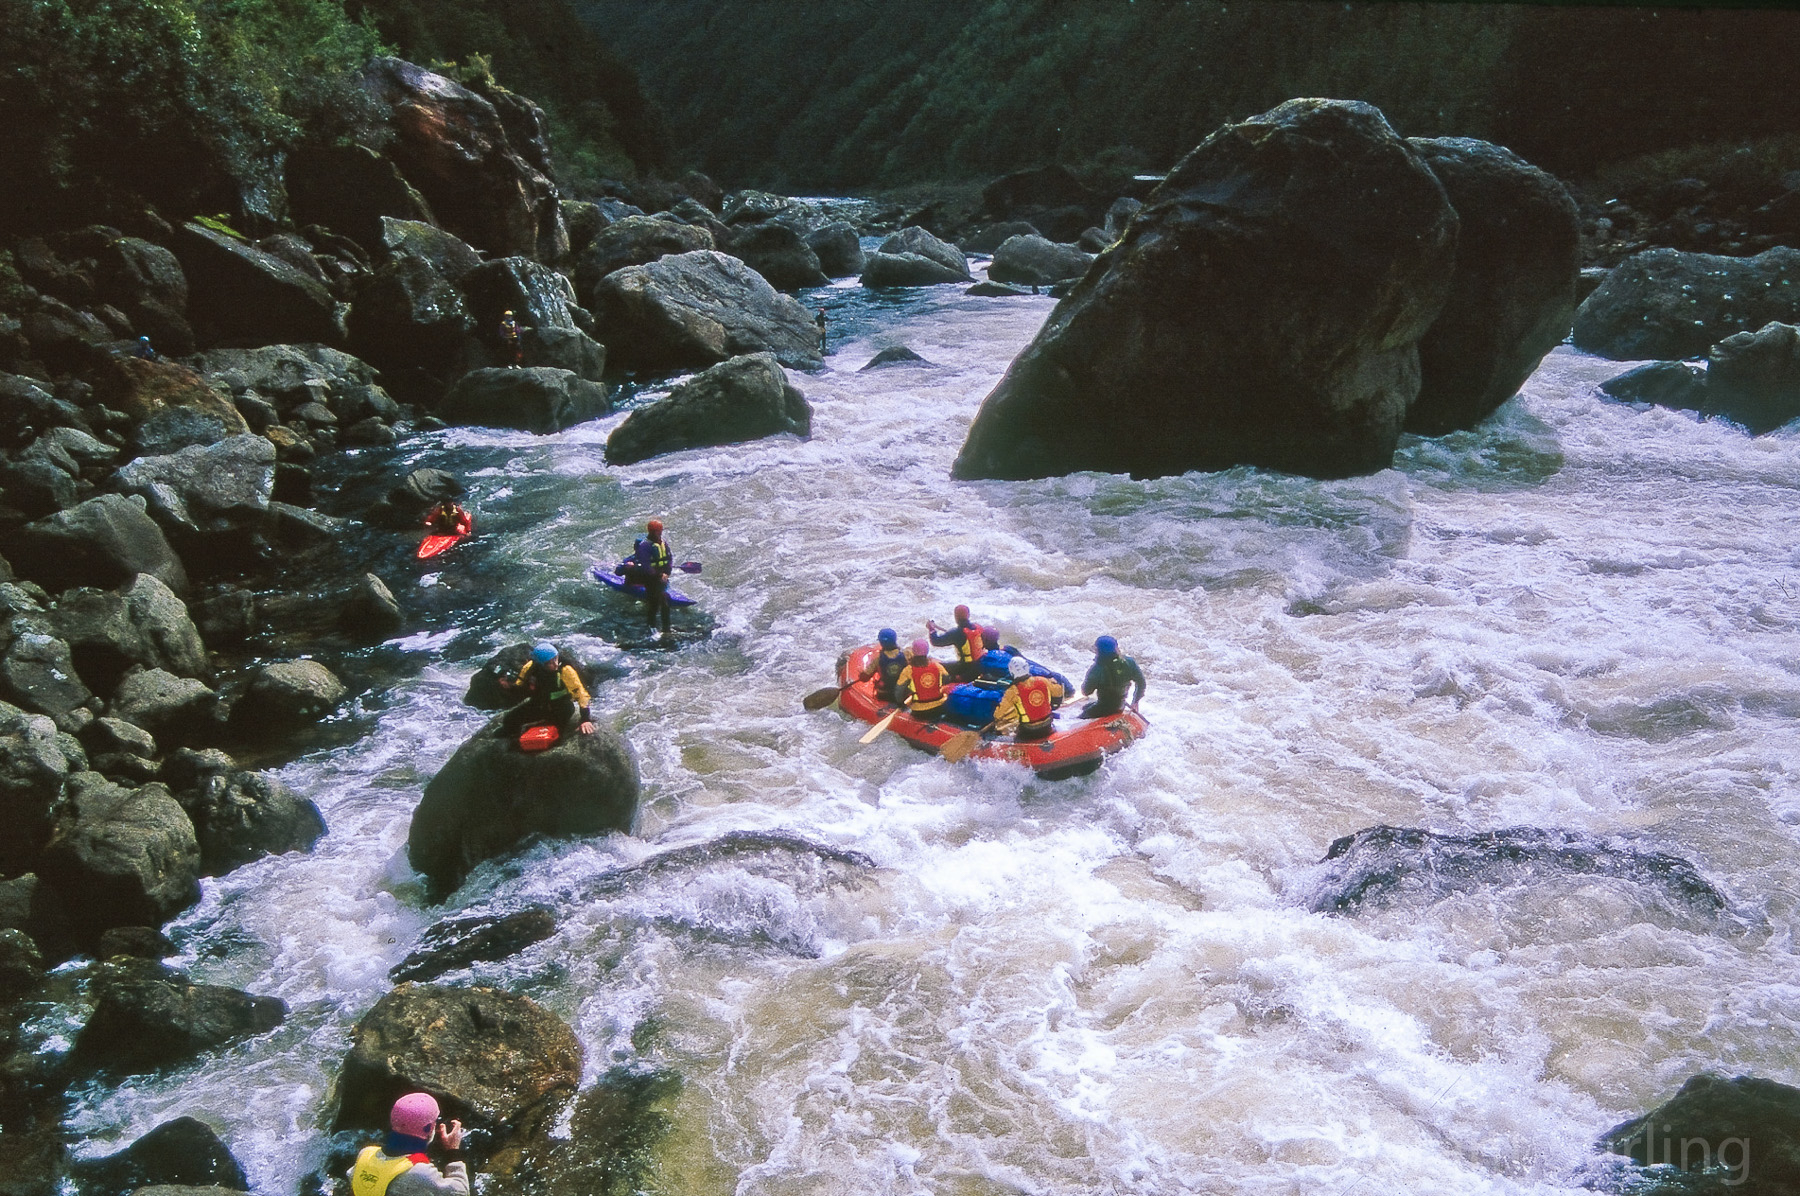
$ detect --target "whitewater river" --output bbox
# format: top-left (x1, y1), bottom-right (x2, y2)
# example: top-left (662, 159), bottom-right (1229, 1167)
top-left (56, 263), bottom-right (1800, 1195)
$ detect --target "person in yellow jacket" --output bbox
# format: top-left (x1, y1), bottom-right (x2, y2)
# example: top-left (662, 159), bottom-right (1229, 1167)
top-left (498, 642), bottom-right (594, 739)
top-left (895, 638), bottom-right (951, 724)
top-left (993, 655), bottom-right (1064, 741)
top-left (350, 1092), bottom-right (469, 1196)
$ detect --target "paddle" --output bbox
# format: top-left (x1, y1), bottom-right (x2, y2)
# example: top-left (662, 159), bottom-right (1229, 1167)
top-left (803, 682), bottom-right (851, 711)
top-left (858, 697), bottom-right (912, 744)
top-left (677, 561), bottom-right (702, 574)
top-left (939, 720), bottom-right (998, 764)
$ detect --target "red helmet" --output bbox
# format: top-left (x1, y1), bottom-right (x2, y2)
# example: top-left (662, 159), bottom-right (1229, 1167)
top-left (647, 519), bottom-right (663, 536)
top-left (953, 604), bottom-right (971, 623)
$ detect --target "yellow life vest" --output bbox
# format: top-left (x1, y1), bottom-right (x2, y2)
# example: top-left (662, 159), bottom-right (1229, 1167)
top-left (352, 1147), bottom-right (419, 1196)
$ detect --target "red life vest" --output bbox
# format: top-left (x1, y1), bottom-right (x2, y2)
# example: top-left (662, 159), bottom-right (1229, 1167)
top-left (956, 623), bottom-right (986, 662)
top-left (1015, 676), bottom-right (1053, 724)
top-left (907, 661), bottom-right (948, 706)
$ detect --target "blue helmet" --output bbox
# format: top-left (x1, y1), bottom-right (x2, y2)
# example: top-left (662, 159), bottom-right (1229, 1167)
top-left (1095, 635), bottom-right (1118, 657)
top-left (878, 628), bottom-right (898, 647)
top-left (531, 641), bottom-right (557, 664)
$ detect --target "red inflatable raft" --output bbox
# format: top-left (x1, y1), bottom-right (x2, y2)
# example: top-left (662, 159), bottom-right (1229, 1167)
top-left (835, 645), bottom-right (1147, 779)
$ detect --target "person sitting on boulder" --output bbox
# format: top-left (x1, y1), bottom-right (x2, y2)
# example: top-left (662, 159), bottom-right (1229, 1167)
top-left (927, 605), bottom-right (991, 682)
top-left (858, 628), bottom-right (908, 700)
top-left (498, 309), bottom-right (526, 367)
top-left (349, 1092), bottom-right (469, 1196)
top-left (994, 654), bottom-right (1064, 741)
top-left (423, 499), bottom-right (472, 537)
top-left (498, 642), bottom-right (594, 739)
top-left (621, 519), bottom-right (674, 638)
top-left (130, 335), bottom-right (157, 361)
top-left (1080, 635), bottom-right (1145, 718)
top-left (896, 638), bottom-right (950, 724)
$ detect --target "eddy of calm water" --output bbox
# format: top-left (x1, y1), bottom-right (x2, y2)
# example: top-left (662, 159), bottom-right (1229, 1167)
top-left (55, 263), bottom-right (1800, 1196)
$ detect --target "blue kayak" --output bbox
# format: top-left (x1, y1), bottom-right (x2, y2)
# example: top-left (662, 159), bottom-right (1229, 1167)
top-left (591, 563), bottom-right (697, 606)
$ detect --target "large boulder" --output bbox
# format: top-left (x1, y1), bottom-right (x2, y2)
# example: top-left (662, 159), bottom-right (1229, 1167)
top-left (92, 237), bottom-right (195, 357)
top-left (287, 143), bottom-right (435, 256)
top-left (1702, 320), bottom-right (1800, 434)
top-left (459, 258), bottom-right (605, 381)
top-left (0, 374), bottom-right (88, 453)
top-left (806, 222), bottom-right (865, 278)
top-left (988, 234), bottom-right (1095, 287)
top-left (112, 435), bottom-right (275, 546)
top-left (52, 573), bottom-right (205, 694)
top-left (723, 222), bottom-right (829, 290)
top-left (177, 766), bottom-right (325, 877)
top-left (953, 99), bottom-right (1459, 481)
top-left (87, 356), bottom-right (248, 438)
top-left (0, 614), bottom-right (92, 725)
top-left (233, 659), bottom-right (346, 731)
top-left (109, 669), bottom-right (217, 743)
top-left (122, 574), bottom-right (209, 679)
top-left (7, 495), bottom-right (188, 595)
top-left (69, 957), bottom-right (284, 1074)
top-left (39, 775), bottom-right (200, 942)
top-left (185, 344), bottom-right (395, 426)
top-left (574, 216), bottom-right (715, 304)
top-left (70, 1117), bottom-right (248, 1196)
top-left (1599, 360), bottom-right (1710, 411)
top-left (332, 983), bottom-right (581, 1159)
top-left (1404, 138), bottom-right (1582, 434)
top-left (592, 250), bottom-right (822, 373)
top-left (172, 223), bottom-right (344, 348)
top-left (439, 367), bottom-right (610, 434)
top-left (606, 352), bottom-right (811, 465)
top-left (0, 703), bottom-right (75, 878)
top-left (1600, 1073), bottom-right (1797, 1194)
top-left (1573, 247), bottom-right (1800, 361)
top-left (860, 226), bottom-right (971, 288)
top-left (379, 218), bottom-right (482, 283)
top-left (346, 253), bottom-right (477, 392)
top-left (408, 719), bottom-right (639, 897)
top-left (357, 59), bottom-right (564, 260)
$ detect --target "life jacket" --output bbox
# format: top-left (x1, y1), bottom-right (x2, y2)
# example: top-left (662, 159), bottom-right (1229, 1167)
top-left (1014, 676), bottom-right (1054, 726)
top-left (352, 1147), bottom-right (427, 1196)
top-left (1095, 656), bottom-right (1134, 693)
top-left (635, 537), bottom-right (671, 571)
top-left (519, 661), bottom-right (572, 702)
top-left (904, 661), bottom-right (948, 707)
top-left (874, 648), bottom-right (907, 690)
top-left (954, 622), bottom-right (985, 663)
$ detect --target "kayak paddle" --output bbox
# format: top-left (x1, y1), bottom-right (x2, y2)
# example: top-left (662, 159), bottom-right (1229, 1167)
top-left (858, 697), bottom-right (913, 744)
top-left (677, 561), bottom-right (702, 574)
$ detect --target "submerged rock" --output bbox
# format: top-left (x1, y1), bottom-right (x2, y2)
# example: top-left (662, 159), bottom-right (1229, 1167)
top-left (1573, 246), bottom-right (1800, 361)
top-left (860, 345), bottom-right (931, 370)
top-left (605, 352), bottom-right (810, 465)
top-left (390, 907), bottom-right (557, 983)
top-left (70, 1117), bottom-right (248, 1196)
top-left (1599, 361), bottom-right (1710, 411)
top-left (408, 717), bottom-right (639, 897)
top-left (953, 99), bottom-right (1458, 482)
top-left (1599, 1073), bottom-right (1798, 1195)
top-left (70, 958), bottom-right (285, 1074)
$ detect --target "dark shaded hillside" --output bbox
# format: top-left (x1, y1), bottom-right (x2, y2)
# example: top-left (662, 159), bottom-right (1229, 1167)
top-left (575, 0), bottom-right (1800, 191)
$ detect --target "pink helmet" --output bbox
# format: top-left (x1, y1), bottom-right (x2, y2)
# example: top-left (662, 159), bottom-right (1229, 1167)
top-left (391, 1092), bottom-right (440, 1140)
top-left (911, 639), bottom-right (930, 658)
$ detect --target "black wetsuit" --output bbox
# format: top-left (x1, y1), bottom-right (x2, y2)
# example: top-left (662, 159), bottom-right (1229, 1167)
top-left (1080, 654), bottom-right (1145, 718)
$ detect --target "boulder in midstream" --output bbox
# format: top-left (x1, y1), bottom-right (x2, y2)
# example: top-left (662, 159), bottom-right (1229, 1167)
top-left (952, 99), bottom-right (1459, 482)
top-left (69, 1116), bottom-right (248, 1196)
top-left (988, 234), bottom-right (1095, 287)
top-left (1702, 320), bottom-right (1800, 434)
top-left (439, 367), bottom-right (611, 434)
top-left (604, 352), bottom-right (811, 466)
top-left (68, 956), bottom-right (285, 1074)
top-left (1573, 246), bottom-right (1800, 361)
top-left (389, 907), bottom-right (557, 983)
top-left (1599, 1073), bottom-right (1799, 1194)
top-left (590, 250), bottom-right (822, 373)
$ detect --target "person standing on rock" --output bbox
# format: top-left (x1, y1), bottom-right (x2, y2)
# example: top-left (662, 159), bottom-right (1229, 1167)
top-left (927, 605), bottom-right (990, 682)
top-left (621, 519), bottom-right (674, 639)
top-left (498, 642), bottom-right (595, 739)
top-left (814, 306), bottom-right (828, 354)
top-left (498, 309), bottom-right (527, 367)
top-left (350, 1092), bottom-right (469, 1196)
top-left (1079, 635), bottom-right (1145, 718)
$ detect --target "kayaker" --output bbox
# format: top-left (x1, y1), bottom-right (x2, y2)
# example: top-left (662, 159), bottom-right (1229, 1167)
top-left (858, 628), bottom-right (908, 700)
top-left (895, 638), bottom-right (950, 724)
top-left (423, 499), bottom-right (472, 537)
top-left (1079, 635), bottom-right (1145, 718)
top-left (621, 519), bottom-right (674, 637)
top-left (927, 605), bottom-right (990, 681)
top-left (994, 655), bottom-right (1064, 741)
top-left (349, 1092), bottom-right (468, 1196)
top-left (497, 642), bottom-right (594, 739)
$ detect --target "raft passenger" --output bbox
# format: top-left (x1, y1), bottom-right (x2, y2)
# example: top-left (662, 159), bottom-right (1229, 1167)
top-left (927, 605), bottom-right (990, 682)
top-left (349, 1092), bottom-right (469, 1196)
top-left (858, 628), bottom-right (908, 700)
top-left (1079, 635), bottom-right (1145, 718)
top-left (498, 642), bottom-right (595, 739)
top-left (994, 655), bottom-right (1064, 741)
top-left (896, 638), bottom-right (950, 724)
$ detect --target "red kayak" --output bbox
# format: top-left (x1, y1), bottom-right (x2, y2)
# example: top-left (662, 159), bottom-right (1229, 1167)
top-left (418, 534), bottom-right (465, 559)
top-left (835, 645), bottom-right (1147, 779)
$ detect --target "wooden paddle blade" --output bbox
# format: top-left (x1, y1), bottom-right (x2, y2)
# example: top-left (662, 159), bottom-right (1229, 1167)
top-left (858, 706), bottom-right (902, 744)
top-left (939, 730), bottom-right (982, 764)
top-left (802, 686), bottom-right (845, 711)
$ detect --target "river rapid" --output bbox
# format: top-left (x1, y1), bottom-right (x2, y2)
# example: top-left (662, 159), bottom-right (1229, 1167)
top-left (55, 261), bottom-right (1800, 1195)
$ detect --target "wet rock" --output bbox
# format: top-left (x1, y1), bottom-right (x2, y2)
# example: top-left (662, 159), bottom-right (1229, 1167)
top-left (69, 958), bottom-right (284, 1074)
top-left (365, 469), bottom-right (462, 530)
top-left (40, 775), bottom-right (199, 941)
top-left (574, 216), bottom-right (715, 304)
top-left (0, 617), bottom-right (92, 725)
top-left (7, 495), bottom-right (188, 595)
top-left (70, 1116), bottom-right (248, 1196)
top-left (988, 234), bottom-right (1094, 287)
top-left (966, 281), bottom-right (1033, 298)
top-left (1599, 1073), bottom-right (1797, 1195)
top-left (860, 226), bottom-right (972, 287)
top-left (0, 928), bottom-right (44, 1002)
top-left (87, 356), bottom-right (247, 440)
top-left (358, 59), bottom-right (562, 260)
top-left (1602, 360), bottom-right (1709, 415)
top-left (953, 99), bottom-right (1458, 482)
top-left (408, 718), bottom-right (639, 897)
top-left (191, 588), bottom-right (255, 648)
top-left (1404, 138), bottom-right (1581, 435)
top-left (346, 252), bottom-right (476, 388)
top-left (378, 219), bottom-right (482, 283)
top-left (805, 222), bottom-right (865, 278)
top-left (722, 222), bottom-right (829, 290)
top-left (340, 418), bottom-right (397, 448)
top-left (332, 983), bottom-right (581, 1160)
top-left (1573, 246), bottom-right (1800, 361)
top-left (491, 1068), bottom-right (677, 1196)
top-left (389, 907), bottom-right (557, 983)
top-left (95, 924), bottom-right (174, 960)
top-left (860, 345), bottom-right (931, 369)
top-left (0, 874), bottom-right (74, 963)
top-left (959, 221), bottom-right (1040, 254)
top-left (287, 144), bottom-right (435, 256)
top-left (1305, 824), bottom-right (1730, 922)
top-left (592, 250), bottom-right (822, 373)
top-left (439, 367), bottom-right (610, 434)
top-left (1702, 320), bottom-right (1800, 434)
top-left (109, 670), bottom-right (217, 743)
top-left (606, 352), bottom-right (809, 465)
top-left (234, 660), bottom-right (346, 731)
top-left (180, 768), bottom-right (325, 876)
top-left (266, 501), bottom-right (345, 545)
top-left (112, 434), bottom-right (274, 541)
top-left (460, 257), bottom-right (606, 381)
top-left (172, 223), bottom-right (343, 348)
top-left (342, 573), bottom-right (404, 640)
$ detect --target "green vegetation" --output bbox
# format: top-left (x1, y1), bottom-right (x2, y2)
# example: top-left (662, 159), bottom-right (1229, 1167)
top-left (575, 0), bottom-right (1800, 194)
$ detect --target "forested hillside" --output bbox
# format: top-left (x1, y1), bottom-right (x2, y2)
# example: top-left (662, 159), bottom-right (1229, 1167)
top-left (575, 0), bottom-right (1800, 191)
